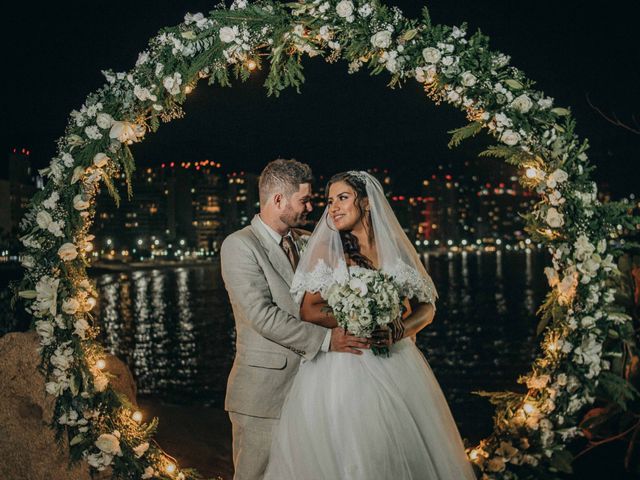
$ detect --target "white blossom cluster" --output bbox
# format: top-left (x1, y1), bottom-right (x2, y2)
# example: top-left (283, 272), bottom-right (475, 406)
top-left (324, 265), bottom-right (402, 339)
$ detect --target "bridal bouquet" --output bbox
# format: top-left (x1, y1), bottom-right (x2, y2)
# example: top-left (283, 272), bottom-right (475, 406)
top-left (324, 266), bottom-right (403, 356)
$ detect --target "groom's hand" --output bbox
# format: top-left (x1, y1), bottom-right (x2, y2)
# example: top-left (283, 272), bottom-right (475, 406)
top-left (329, 328), bottom-right (369, 355)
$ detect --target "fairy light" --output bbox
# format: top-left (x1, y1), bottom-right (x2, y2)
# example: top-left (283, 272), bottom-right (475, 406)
top-left (165, 462), bottom-right (177, 474)
top-left (184, 85), bottom-right (193, 94)
top-left (96, 359), bottom-right (106, 370)
top-left (523, 401), bottom-right (537, 415)
top-left (246, 59), bottom-right (257, 71)
top-left (86, 297), bottom-right (97, 309)
top-left (84, 242), bottom-right (94, 252)
top-left (525, 167), bottom-right (538, 179)
top-left (132, 410), bottom-right (143, 423)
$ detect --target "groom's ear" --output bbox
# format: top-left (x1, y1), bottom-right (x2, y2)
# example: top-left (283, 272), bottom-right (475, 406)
top-left (273, 192), bottom-right (283, 208)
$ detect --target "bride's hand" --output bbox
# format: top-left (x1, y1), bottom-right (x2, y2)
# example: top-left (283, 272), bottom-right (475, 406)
top-left (329, 328), bottom-right (370, 355)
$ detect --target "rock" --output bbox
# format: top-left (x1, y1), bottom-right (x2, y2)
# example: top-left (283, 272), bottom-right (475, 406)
top-left (0, 330), bottom-right (137, 480)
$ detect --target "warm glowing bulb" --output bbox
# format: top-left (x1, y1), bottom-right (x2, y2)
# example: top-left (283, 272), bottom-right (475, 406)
top-left (165, 462), bottom-right (176, 474)
top-left (525, 167), bottom-right (538, 179)
top-left (523, 402), bottom-right (536, 415)
top-left (132, 411), bottom-right (143, 423)
top-left (96, 359), bottom-right (106, 370)
top-left (469, 449), bottom-right (479, 461)
top-left (87, 297), bottom-right (97, 309)
top-left (85, 242), bottom-right (94, 252)
top-left (247, 60), bottom-right (257, 71)
top-left (185, 85), bottom-right (193, 94)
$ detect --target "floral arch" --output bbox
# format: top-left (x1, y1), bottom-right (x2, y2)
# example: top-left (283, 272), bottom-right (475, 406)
top-left (14, 1), bottom-right (636, 478)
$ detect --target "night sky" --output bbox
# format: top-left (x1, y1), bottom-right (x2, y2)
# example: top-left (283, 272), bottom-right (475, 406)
top-left (3, 1), bottom-right (639, 196)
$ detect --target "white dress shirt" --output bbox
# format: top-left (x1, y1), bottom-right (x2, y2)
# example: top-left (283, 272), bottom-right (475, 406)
top-left (257, 215), bottom-right (332, 353)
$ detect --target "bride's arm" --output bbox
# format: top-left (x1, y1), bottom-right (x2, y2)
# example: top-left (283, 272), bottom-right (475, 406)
top-left (399, 299), bottom-right (435, 339)
top-left (300, 291), bottom-right (339, 328)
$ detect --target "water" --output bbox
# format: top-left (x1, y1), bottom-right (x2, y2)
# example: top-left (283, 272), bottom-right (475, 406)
top-left (0, 250), bottom-right (548, 442)
top-left (91, 249), bottom-right (548, 442)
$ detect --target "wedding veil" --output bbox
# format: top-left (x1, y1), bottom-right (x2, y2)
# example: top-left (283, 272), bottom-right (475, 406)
top-left (290, 171), bottom-right (438, 306)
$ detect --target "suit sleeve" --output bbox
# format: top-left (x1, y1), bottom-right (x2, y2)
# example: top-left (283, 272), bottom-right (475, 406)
top-left (220, 234), bottom-right (326, 361)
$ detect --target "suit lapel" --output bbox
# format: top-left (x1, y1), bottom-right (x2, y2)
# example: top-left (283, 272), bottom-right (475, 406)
top-left (250, 215), bottom-right (295, 286)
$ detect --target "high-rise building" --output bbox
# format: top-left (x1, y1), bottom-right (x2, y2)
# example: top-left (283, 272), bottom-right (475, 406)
top-left (0, 148), bottom-right (39, 238)
top-left (225, 171), bottom-right (258, 233)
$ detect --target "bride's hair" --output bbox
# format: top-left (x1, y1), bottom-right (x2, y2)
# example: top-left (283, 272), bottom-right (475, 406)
top-left (325, 171), bottom-right (375, 269)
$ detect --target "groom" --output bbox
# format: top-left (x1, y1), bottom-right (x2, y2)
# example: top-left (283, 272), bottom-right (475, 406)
top-left (220, 159), bottom-right (368, 480)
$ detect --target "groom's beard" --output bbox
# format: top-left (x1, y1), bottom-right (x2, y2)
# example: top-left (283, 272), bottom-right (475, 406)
top-left (280, 208), bottom-right (309, 228)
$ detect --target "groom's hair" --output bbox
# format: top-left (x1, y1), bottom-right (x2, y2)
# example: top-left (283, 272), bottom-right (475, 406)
top-left (259, 158), bottom-right (313, 206)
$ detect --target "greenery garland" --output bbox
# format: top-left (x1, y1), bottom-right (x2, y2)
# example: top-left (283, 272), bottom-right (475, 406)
top-left (12, 1), bottom-right (639, 478)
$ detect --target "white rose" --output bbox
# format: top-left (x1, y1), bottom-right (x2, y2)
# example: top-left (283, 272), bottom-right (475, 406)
top-left (95, 433), bottom-right (122, 456)
top-left (547, 169), bottom-right (568, 188)
top-left (62, 297), bottom-right (81, 315)
top-left (58, 243), bottom-right (78, 261)
top-left (422, 47), bottom-right (441, 64)
top-left (500, 129), bottom-right (521, 146)
top-left (73, 194), bottom-right (90, 211)
top-left (336, 1), bottom-right (354, 18)
top-left (545, 207), bottom-right (564, 228)
top-left (447, 90), bottom-right (461, 103)
top-left (219, 26), bottom-right (237, 43)
top-left (93, 152), bottom-right (109, 168)
top-left (36, 210), bottom-right (53, 230)
top-left (460, 71), bottom-right (477, 87)
top-left (96, 113), bottom-right (114, 129)
top-left (370, 30), bottom-right (392, 49)
top-left (511, 94), bottom-right (533, 113)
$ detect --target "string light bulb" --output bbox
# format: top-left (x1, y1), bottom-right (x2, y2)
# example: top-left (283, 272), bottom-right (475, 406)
top-left (184, 85), bottom-right (193, 94)
top-left (246, 59), bottom-right (257, 71)
top-left (96, 359), bottom-right (106, 370)
top-left (165, 462), bottom-right (176, 474)
top-left (523, 401), bottom-right (537, 415)
top-left (132, 410), bottom-right (143, 423)
top-left (525, 167), bottom-right (538, 179)
top-left (85, 242), bottom-right (94, 252)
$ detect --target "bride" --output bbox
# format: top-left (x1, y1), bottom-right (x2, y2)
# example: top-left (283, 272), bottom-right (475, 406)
top-left (264, 171), bottom-right (477, 480)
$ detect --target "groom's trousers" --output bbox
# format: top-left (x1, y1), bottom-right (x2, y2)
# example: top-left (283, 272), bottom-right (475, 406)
top-left (229, 411), bottom-right (278, 480)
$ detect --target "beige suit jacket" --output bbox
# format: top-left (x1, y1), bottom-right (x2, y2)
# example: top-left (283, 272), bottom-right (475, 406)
top-left (221, 215), bottom-right (327, 419)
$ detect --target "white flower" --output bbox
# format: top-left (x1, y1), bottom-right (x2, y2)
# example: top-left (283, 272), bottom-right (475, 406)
top-left (142, 467), bottom-right (156, 479)
top-left (58, 243), bottom-right (78, 261)
top-left (43, 191), bottom-right (60, 210)
top-left (45, 381), bottom-right (65, 396)
top-left (219, 26), bottom-right (238, 43)
top-left (538, 97), bottom-right (554, 109)
top-left (35, 320), bottom-right (55, 345)
top-left (73, 318), bottom-right (90, 339)
top-left (500, 129), bottom-right (521, 146)
top-left (547, 169), bottom-right (569, 188)
top-left (544, 267), bottom-right (559, 287)
top-left (460, 71), bottom-right (477, 87)
top-left (135, 51), bottom-right (150, 66)
top-left (133, 442), bottom-right (149, 458)
top-left (60, 153), bottom-right (74, 168)
top-left (163, 72), bottom-right (183, 96)
top-left (92, 152), bottom-right (109, 168)
top-left (109, 121), bottom-right (144, 144)
top-left (422, 47), bottom-right (441, 64)
top-left (133, 85), bottom-right (157, 102)
top-left (545, 207), bottom-right (564, 228)
top-left (21, 255), bottom-right (35, 269)
top-left (72, 194), bottom-right (90, 211)
top-left (447, 89), bottom-right (461, 103)
top-left (370, 30), bottom-right (392, 49)
top-left (36, 210), bottom-right (54, 230)
top-left (511, 94), bottom-right (533, 113)
top-left (62, 297), bottom-right (81, 315)
top-left (358, 3), bottom-right (373, 17)
top-left (34, 275), bottom-right (60, 316)
top-left (95, 433), bottom-right (122, 456)
top-left (441, 55), bottom-right (455, 66)
top-left (96, 113), bottom-right (114, 129)
top-left (336, 1), bottom-right (354, 19)
top-left (84, 126), bottom-right (102, 140)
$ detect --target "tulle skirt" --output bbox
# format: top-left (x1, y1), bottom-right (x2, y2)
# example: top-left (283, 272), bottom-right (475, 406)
top-left (264, 338), bottom-right (477, 480)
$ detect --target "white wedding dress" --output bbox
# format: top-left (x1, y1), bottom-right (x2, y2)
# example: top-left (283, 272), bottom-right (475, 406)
top-left (264, 336), bottom-right (477, 480)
